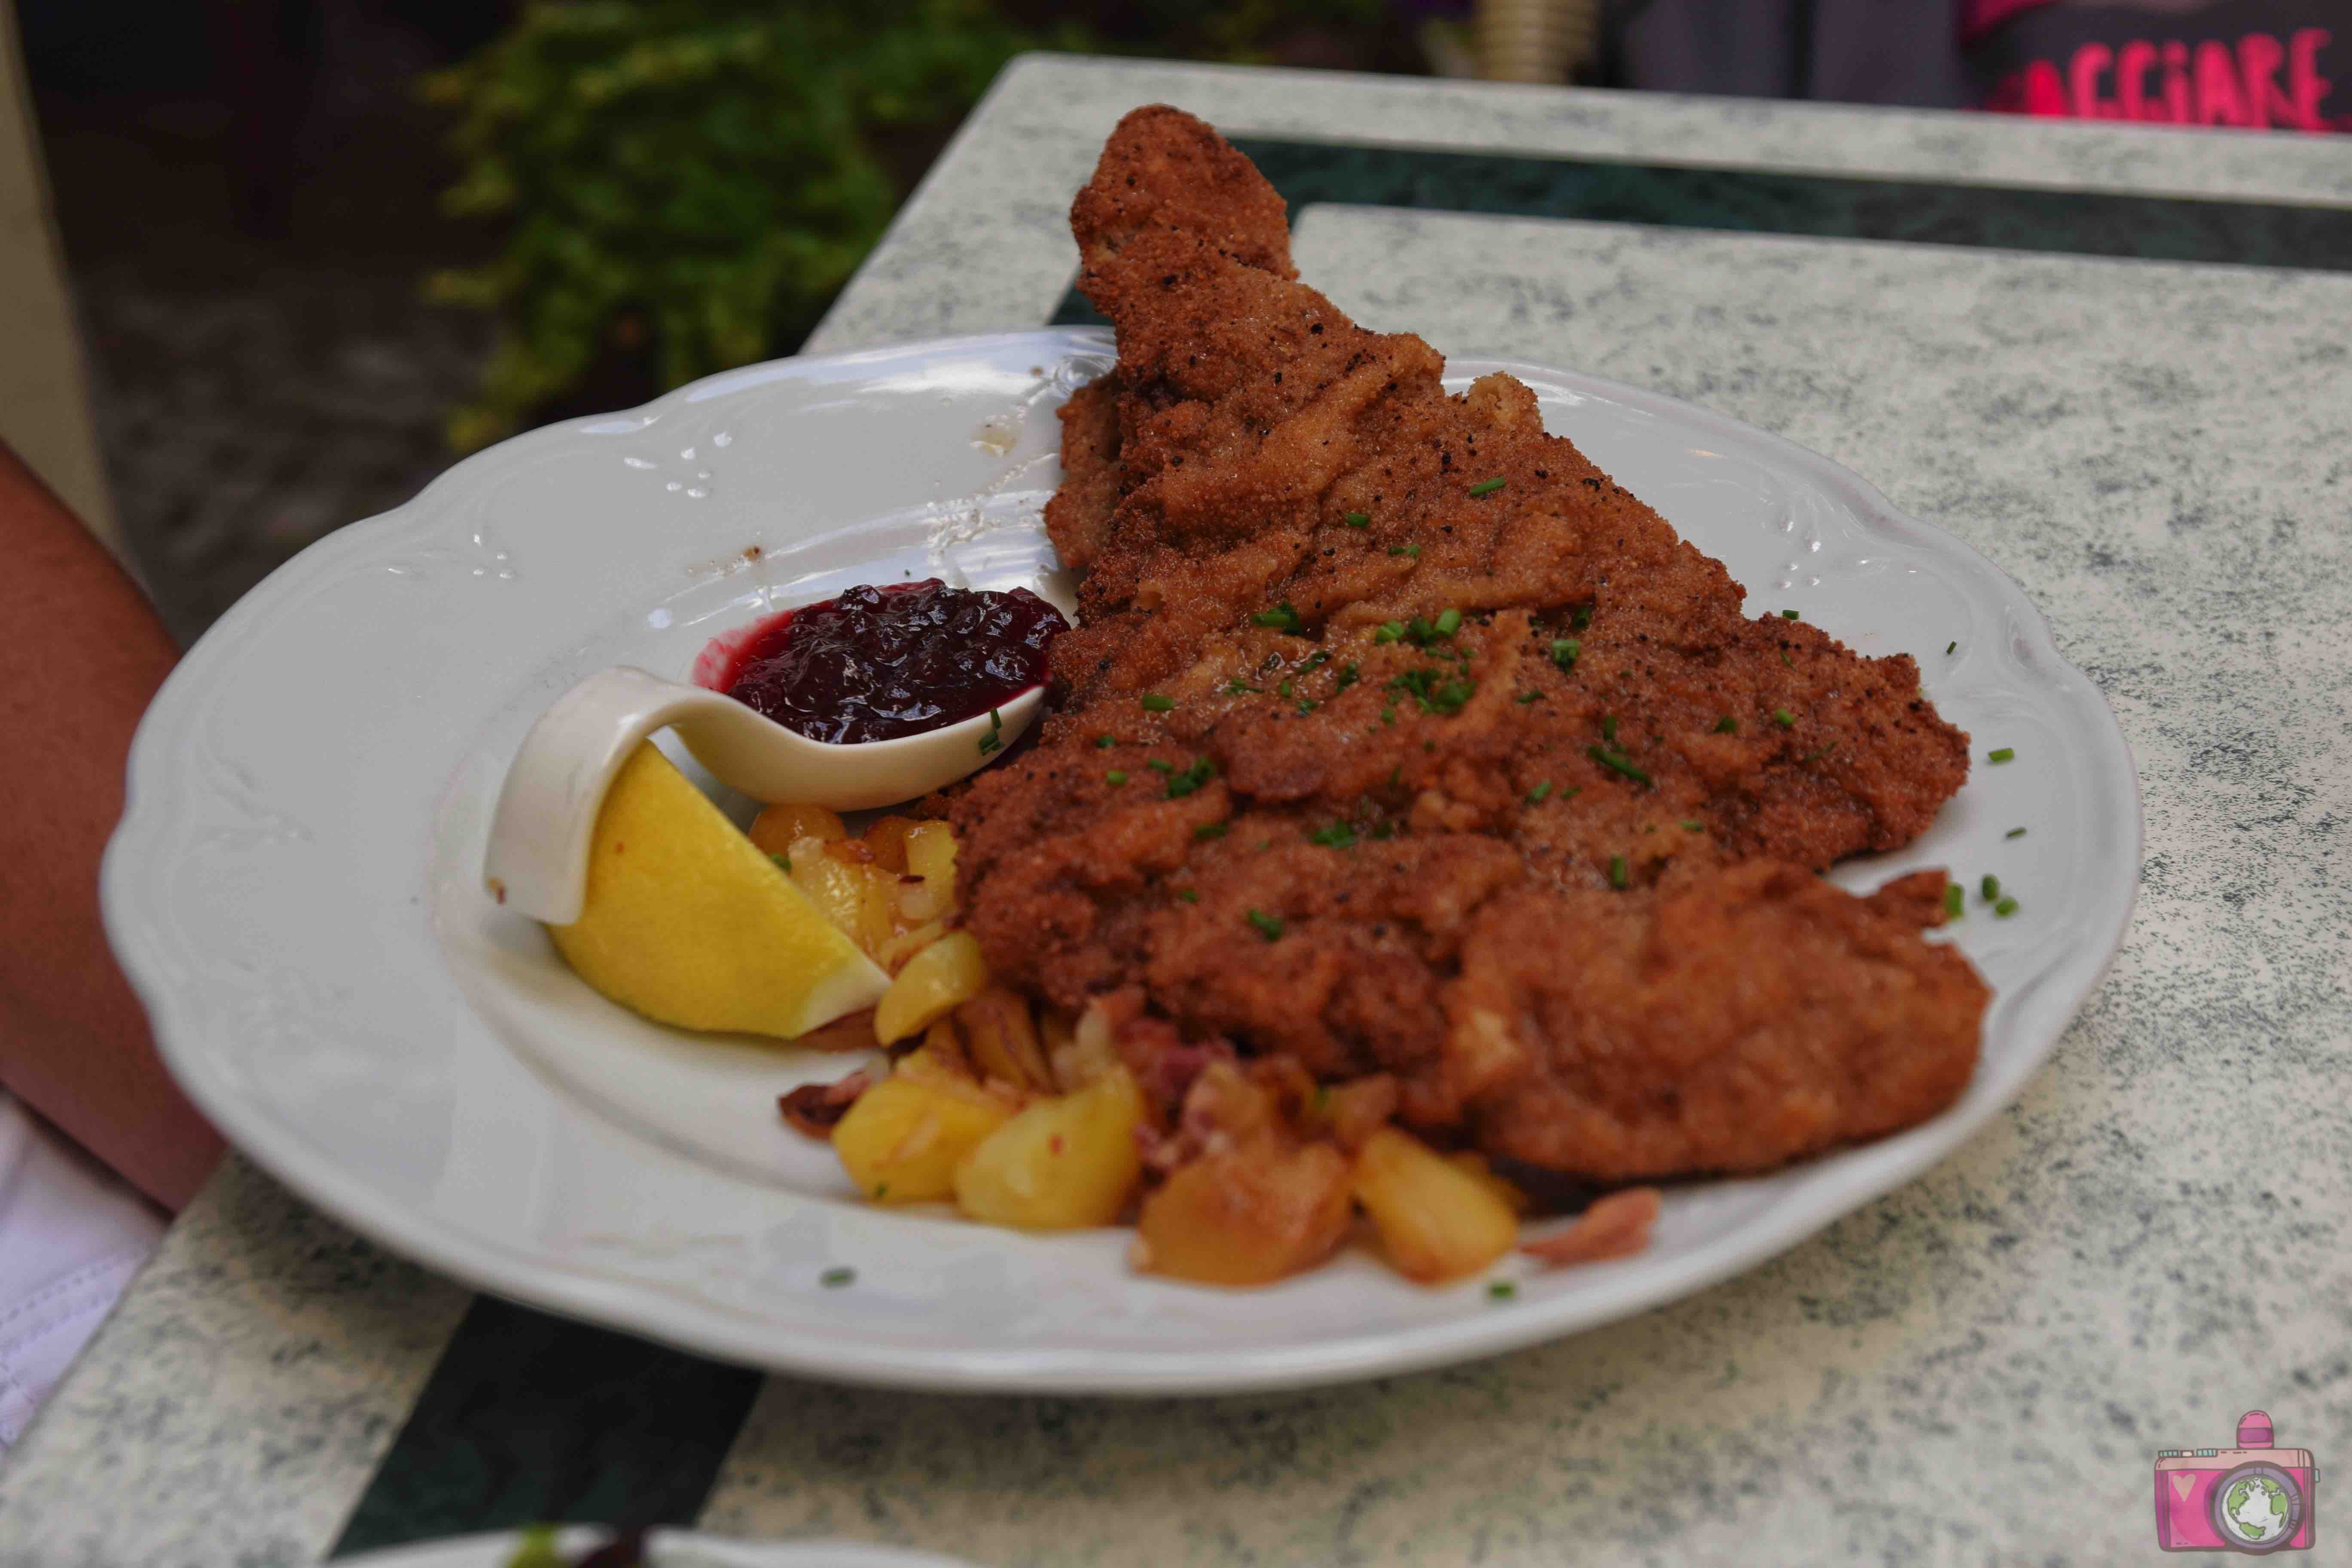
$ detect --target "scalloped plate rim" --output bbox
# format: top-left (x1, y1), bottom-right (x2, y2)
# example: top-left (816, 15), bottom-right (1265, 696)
top-left (101, 327), bottom-right (2139, 1395)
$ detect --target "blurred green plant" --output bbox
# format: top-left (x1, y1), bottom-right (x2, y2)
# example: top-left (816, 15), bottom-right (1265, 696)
top-left (425, 0), bottom-right (1389, 449)
top-left (424, 0), bottom-right (1046, 449)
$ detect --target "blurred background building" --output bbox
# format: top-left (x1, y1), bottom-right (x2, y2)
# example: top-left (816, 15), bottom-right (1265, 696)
top-left (4, 0), bottom-right (2343, 641)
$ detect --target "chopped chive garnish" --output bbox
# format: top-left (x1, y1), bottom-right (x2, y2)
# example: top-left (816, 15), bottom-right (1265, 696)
top-left (1943, 882), bottom-right (1965, 919)
top-left (1946, 641), bottom-right (1958, 655)
top-left (1780, 650), bottom-right (1794, 667)
top-left (1371, 821), bottom-right (1396, 840)
top-left (1772, 708), bottom-right (1796, 729)
top-left (1406, 616), bottom-right (1436, 644)
top-left (1550, 637), bottom-right (1580, 671)
top-left (977, 734), bottom-right (1000, 756)
top-left (1336, 661), bottom-right (1359, 692)
top-left (1296, 700), bottom-right (1316, 715)
top-left (1175, 888), bottom-right (1199, 903)
top-left (1388, 543), bottom-right (1420, 558)
top-left (1223, 678), bottom-right (1262, 696)
top-left (1386, 668), bottom-right (1476, 715)
top-left (1600, 715), bottom-right (1618, 742)
top-left (1246, 909), bottom-right (1285, 941)
top-left (1713, 715), bottom-right (1737, 733)
top-left (977, 706), bottom-right (1004, 755)
top-left (1343, 510), bottom-right (1371, 528)
top-left (1608, 855), bottom-right (1629, 889)
top-left (1433, 608), bottom-right (1463, 638)
top-left (770, 852), bottom-right (792, 873)
top-left (1276, 680), bottom-right (1294, 699)
top-left (1516, 691), bottom-right (1541, 705)
top-left (1193, 821), bottom-right (1229, 840)
top-left (1104, 770), bottom-right (1127, 786)
top-left (1374, 621), bottom-right (1404, 644)
top-left (1587, 745), bottom-right (1650, 785)
top-left (1981, 874), bottom-right (2001, 902)
top-left (1994, 896), bottom-right (2019, 918)
top-left (1251, 602), bottom-right (1301, 631)
top-left (1781, 609), bottom-right (1801, 620)
top-left (1486, 1279), bottom-right (1517, 1300)
top-left (1096, 735), bottom-right (1117, 748)
top-left (1166, 758), bottom-right (1216, 799)
top-left (820, 1267), bottom-right (854, 1287)
top-left (1525, 781), bottom-right (1553, 805)
top-left (1309, 821), bottom-right (1356, 848)
top-left (1804, 744), bottom-right (1834, 762)
top-left (1681, 820), bottom-right (1703, 831)
top-left (1305, 650), bottom-right (1329, 668)
top-left (1573, 606), bottom-right (1593, 629)
top-left (1469, 476), bottom-right (1506, 496)
top-left (1381, 705), bottom-right (1397, 725)
top-left (1140, 694), bottom-right (1175, 713)
top-left (2006, 827), bottom-right (2027, 839)
top-left (1988, 747), bottom-right (2015, 763)
top-left (1146, 757), bottom-right (1174, 772)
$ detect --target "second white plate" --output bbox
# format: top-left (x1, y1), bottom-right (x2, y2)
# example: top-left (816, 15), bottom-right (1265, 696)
top-left (104, 329), bottom-right (2137, 1394)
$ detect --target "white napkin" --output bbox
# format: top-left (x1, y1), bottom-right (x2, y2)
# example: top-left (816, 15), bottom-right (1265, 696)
top-left (0, 1090), bottom-right (164, 1450)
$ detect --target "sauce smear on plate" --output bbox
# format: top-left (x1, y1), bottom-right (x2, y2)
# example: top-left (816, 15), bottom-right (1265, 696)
top-left (702, 581), bottom-right (1065, 744)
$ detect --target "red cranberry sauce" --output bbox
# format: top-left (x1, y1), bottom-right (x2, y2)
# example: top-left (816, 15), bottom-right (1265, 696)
top-left (706, 580), bottom-right (1066, 744)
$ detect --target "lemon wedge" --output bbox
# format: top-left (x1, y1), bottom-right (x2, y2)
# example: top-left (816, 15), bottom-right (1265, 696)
top-left (547, 742), bottom-right (888, 1038)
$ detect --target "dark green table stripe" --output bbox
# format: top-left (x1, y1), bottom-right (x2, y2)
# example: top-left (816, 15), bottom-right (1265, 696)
top-left (1052, 134), bottom-right (2352, 326)
top-left (330, 1297), bottom-right (763, 1557)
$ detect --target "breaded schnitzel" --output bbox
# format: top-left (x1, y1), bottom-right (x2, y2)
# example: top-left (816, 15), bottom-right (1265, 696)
top-left (948, 107), bottom-right (1987, 1181)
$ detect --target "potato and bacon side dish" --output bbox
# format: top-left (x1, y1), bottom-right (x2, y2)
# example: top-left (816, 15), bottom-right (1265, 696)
top-left (756, 802), bottom-right (1605, 1286)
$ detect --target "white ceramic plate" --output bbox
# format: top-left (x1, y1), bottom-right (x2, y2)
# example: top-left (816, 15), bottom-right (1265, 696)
top-left (341, 1528), bottom-right (970, 1568)
top-left (104, 328), bottom-right (2137, 1394)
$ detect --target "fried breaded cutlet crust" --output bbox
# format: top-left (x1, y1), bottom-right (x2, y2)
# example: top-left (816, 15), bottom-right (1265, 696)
top-left (951, 106), bottom-right (1988, 1181)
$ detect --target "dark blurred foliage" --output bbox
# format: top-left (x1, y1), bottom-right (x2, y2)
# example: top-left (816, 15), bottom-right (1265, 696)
top-left (423, 0), bottom-right (1415, 449)
top-left (420, 0), bottom-right (1045, 449)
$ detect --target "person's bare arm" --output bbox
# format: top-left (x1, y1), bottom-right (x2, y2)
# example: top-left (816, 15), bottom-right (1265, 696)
top-left (0, 439), bottom-right (223, 1209)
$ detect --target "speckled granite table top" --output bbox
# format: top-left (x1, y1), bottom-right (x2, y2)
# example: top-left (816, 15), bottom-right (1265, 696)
top-left (6, 55), bottom-right (2347, 1568)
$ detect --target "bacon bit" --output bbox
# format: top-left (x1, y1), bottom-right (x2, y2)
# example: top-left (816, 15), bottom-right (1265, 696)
top-left (1521, 1187), bottom-right (1661, 1267)
top-left (778, 1069), bottom-right (875, 1139)
top-left (1137, 1058), bottom-right (1261, 1173)
top-left (1118, 1014), bottom-right (1232, 1120)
